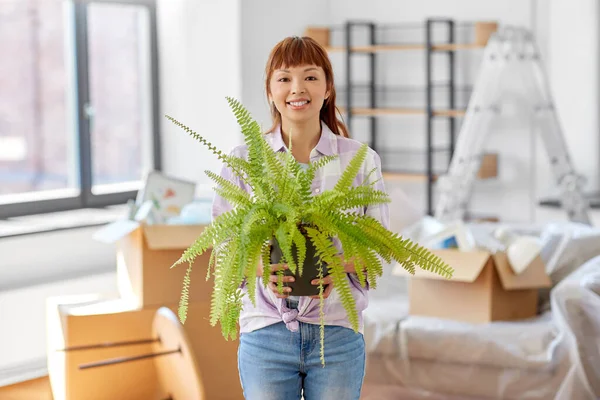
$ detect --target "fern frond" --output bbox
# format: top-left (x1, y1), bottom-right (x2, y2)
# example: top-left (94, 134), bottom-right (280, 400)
top-left (274, 224), bottom-right (297, 273)
top-left (305, 227), bottom-right (359, 332)
top-left (316, 255), bottom-right (326, 366)
top-left (206, 249), bottom-right (217, 281)
top-left (166, 115), bottom-right (253, 190)
top-left (290, 225), bottom-right (307, 277)
top-left (178, 262), bottom-right (193, 324)
top-left (262, 240), bottom-right (272, 288)
top-left (225, 97), bottom-right (264, 170)
top-left (205, 170), bottom-right (252, 209)
top-left (339, 240), bottom-right (367, 288)
top-left (209, 239), bottom-right (240, 328)
top-left (173, 209), bottom-right (245, 267)
top-left (399, 237), bottom-right (454, 278)
top-left (333, 143), bottom-right (368, 193)
top-left (299, 155), bottom-right (337, 202)
top-left (318, 186), bottom-right (390, 213)
top-left (243, 243), bottom-right (262, 308)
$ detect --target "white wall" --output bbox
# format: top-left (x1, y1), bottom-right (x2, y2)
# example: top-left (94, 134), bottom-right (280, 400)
top-left (0, 272), bottom-right (117, 386)
top-left (159, 0), bottom-right (243, 189)
top-left (533, 0), bottom-right (600, 222)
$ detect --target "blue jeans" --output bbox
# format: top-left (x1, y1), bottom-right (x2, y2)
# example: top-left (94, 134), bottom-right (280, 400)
top-left (238, 321), bottom-right (366, 400)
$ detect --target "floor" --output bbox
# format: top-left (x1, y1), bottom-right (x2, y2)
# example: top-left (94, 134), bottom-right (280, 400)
top-left (0, 376), bottom-right (52, 400)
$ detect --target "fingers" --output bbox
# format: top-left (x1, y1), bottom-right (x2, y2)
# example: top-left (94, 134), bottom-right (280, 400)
top-left (309, 283), bottom-right (333, 299)
top-left (268, 274), bottom-right (294, 283)
top-left (309, 275), bottom-right (334, 299)
top-left (269, 264), bottom-right (289, 272)
top-left (311, 275), bottom-right (333, 286)
top-left (267, 281), bottom-right (292, 298)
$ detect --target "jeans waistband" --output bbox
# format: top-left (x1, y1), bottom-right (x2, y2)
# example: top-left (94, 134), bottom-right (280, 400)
top-left (285, 298), bottom-right (299, 309)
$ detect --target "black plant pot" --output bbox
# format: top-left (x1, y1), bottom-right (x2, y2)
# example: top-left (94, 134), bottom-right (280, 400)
top-left (269, 235), bottom-right (329, 296)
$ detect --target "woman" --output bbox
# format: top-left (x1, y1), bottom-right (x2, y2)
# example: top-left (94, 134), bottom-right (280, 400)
top-left (212, 36), bottom-right (390, 400)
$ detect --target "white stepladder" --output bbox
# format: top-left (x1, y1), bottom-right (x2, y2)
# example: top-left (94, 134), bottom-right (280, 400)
top-left (434, 26), bottom-right (592, 225)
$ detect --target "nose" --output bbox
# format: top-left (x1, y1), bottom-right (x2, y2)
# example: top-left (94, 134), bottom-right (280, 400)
top-left (291, 80), bottom-right (306, 94)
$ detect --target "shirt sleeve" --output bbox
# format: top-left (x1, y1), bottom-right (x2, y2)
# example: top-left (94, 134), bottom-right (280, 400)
top-left (363, 149), bottom-right (390, 231)
top-left (349, 148), bottom-right (390, 290)
top-left (210, 147), bottom-right (251, 289)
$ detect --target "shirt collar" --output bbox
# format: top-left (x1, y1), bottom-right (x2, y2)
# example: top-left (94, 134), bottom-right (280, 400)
top-left (268, 121), bottom-right (338, 156)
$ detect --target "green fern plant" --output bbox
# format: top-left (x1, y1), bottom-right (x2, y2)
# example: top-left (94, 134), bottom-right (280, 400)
top-left (166, 97), bottom-right (454, 365)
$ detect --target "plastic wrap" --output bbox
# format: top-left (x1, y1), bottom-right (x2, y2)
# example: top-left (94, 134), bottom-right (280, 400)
top-left (362, 224), bottom-right (600, 400)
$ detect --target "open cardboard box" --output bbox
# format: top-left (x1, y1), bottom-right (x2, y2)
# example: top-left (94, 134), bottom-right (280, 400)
top-left (394, 249), bottom-right (552, 323)
top-left (46, 295), bottom-right (243, 400)
top-left (114, 224), bottom-right (211, 308)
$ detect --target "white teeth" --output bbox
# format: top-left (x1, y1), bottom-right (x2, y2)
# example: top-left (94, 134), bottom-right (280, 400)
top-left (289, 101), bottom-right (308, 107)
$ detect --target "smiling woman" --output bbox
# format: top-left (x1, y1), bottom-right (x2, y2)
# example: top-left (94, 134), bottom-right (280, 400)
top-left (226, 35), bottom-right (388, 400)
top-left (264, 36), bottom-right (349, 139)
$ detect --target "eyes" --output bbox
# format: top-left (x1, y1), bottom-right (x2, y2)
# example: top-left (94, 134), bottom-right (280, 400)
top-left (276, 76), bottom-right (318, 82)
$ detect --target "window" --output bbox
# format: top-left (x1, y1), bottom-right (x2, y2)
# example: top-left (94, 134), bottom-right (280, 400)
top-left (0, 0), bottom-right (161, 219)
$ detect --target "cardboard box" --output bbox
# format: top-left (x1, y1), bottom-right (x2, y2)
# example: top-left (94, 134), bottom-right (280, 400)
top-left (394, 249), bottom-right (551, 323)
top-left (474, 21), bottom-right (499, 46)
top-left (304, 26), bottom-right (330, 48)
top-left (46, 295), bottom-right (162, 400)
top-left (47, 295), bottom-right (243, 400)
top-left (115, 224), bottom-right (212, 308)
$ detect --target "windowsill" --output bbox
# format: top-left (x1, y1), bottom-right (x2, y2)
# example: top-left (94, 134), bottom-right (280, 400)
top-left (0, 205), bottom-right (128, 239)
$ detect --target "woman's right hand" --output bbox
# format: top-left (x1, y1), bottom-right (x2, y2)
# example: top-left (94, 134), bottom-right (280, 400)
top-left (257, 259), bottom-right (295, 298)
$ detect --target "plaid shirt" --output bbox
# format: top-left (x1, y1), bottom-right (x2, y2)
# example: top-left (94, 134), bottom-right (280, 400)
top-left (212, 121), bottom-right (390, 334)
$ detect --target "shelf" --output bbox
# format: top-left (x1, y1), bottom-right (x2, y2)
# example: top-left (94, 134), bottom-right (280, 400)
top-left (326, 43), bottom-right (485, 53)
top-left (383, 171), bottom-right (439, 182)
top-left (338, 107), bottom-right (466, 117)
top-left (336, 83), bottom-right (474, 92)
top-left (381, 153), bottom-right (497, 182)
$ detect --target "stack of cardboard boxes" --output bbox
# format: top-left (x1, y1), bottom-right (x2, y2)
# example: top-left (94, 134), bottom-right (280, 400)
top-left (46, 224), bottom-right (243, 400)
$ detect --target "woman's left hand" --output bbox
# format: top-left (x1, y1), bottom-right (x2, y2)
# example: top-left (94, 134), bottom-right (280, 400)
top-left (309, 275), bottom-right (334, 299)
top-left (308, 257), bottom-right (360, 299)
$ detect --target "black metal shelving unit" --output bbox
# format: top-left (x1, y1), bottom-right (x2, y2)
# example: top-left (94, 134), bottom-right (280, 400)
top-left (340, 18), bottom-right (461, 215)
top-left (425, 18), bottom-right (456, 216)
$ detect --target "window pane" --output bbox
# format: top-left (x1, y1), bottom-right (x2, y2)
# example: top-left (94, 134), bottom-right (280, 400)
top-left (87, 3), bottom-right (154, 194)
top-left (0, 0), bottom-right (78, 202)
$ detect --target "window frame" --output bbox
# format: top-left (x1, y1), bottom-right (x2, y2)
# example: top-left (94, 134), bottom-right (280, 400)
top-left (0, 0), bottom-right (162, 219)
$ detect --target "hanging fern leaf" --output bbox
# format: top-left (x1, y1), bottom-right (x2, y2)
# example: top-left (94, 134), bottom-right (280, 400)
top-left (166, 97), bottom-right (454, 366)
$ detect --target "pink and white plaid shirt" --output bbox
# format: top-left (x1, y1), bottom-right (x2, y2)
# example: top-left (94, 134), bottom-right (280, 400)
top-left (211, 121), bottom-right (390, 334)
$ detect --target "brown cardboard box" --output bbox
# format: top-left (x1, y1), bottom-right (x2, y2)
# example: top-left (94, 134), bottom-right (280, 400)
top-left (474, 21), bottom-right (499, 46)
top-left (116, 224), bottom-right (211, 308)
top-left (46, 296), bottom-right (243, 400)
top-left (395, 249), bottom-right (551, 323)
top-left (304, 26), bottom-right (330, 47)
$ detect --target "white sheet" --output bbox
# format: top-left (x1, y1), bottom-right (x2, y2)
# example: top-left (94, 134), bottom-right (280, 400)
top-left (365, 353), bottom-right (568, 399)
top-left (363, 222), bottom-right (600, 400)
top-left (398, 312), bottom-right (560, 371)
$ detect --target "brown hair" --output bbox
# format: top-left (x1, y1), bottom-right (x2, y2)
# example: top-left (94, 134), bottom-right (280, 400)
top-left (264, 36), bottom-right (349, 137)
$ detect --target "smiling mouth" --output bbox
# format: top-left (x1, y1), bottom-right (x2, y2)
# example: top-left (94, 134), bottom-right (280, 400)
top-left (287, 100), bottom-right (310, 107)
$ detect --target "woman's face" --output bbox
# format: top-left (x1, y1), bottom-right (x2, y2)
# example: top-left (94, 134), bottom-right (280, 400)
top-left (269, 64), bottom-right (329, 127)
